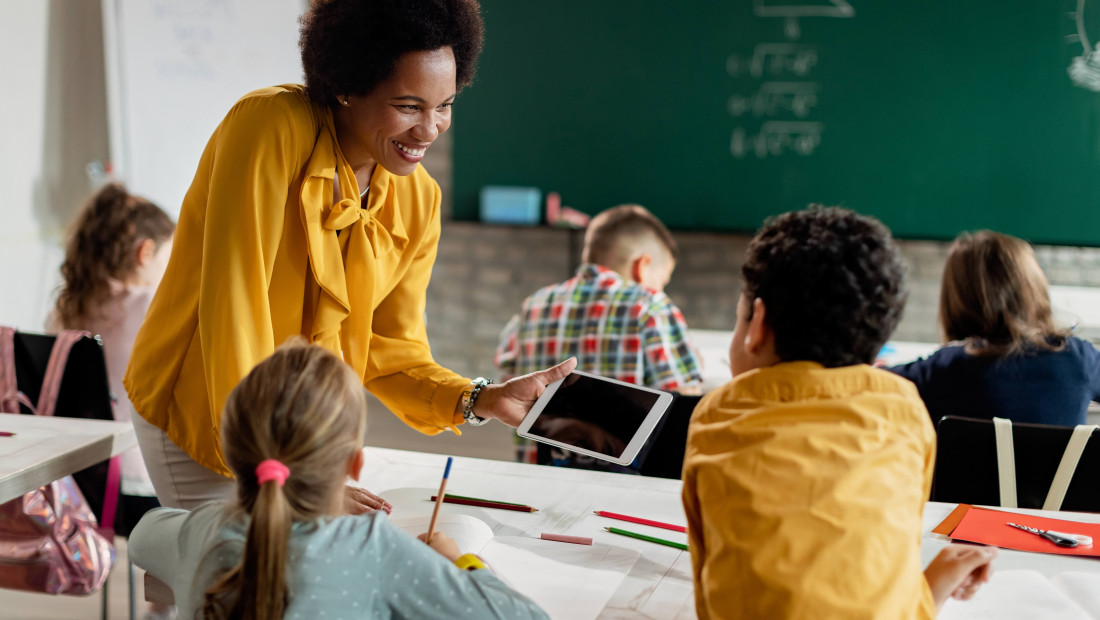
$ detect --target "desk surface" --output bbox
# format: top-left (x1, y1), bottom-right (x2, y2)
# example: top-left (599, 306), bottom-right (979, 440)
top-left (360, 448), bottom-right (1100, 619)
top-left (0, 413), bottom-right (137, 504)
top-left (359, 447), bottom-right (694, 620)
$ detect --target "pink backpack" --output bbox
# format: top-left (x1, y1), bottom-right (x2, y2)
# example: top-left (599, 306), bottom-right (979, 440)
top-left (0, 327), bottom-right (117, 594)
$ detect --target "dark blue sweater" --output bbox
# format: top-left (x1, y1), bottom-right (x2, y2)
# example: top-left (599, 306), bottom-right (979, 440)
top-left (888, 337), bottom-right (1100, 427)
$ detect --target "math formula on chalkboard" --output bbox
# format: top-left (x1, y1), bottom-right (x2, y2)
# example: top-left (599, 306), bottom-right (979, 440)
top-left (727, 1), bottom-right (854, 160)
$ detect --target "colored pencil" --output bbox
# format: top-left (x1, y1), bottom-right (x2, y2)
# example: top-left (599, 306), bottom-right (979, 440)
top-left (605, 526), bottom-right (688, 550)
top-left (430, 495), bottom-right (538, 512)
top-left (594, 510), bottom-right (687, 533)
top-left (426, 457), bottom-right (453, 543)
top-left (0, 431), bottom-right (14, 437)
top-left (443, 493), bottom-right (527, 507)
top-left (541, 532), bottom-right (593, 545)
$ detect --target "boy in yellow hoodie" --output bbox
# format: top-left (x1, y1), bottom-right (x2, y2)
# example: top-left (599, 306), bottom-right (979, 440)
top-left (681, 207), bottom-right (996, 619)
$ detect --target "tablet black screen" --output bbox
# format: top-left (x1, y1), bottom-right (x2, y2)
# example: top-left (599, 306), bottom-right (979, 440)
top-left (528, 373), bottom-right (662, 459)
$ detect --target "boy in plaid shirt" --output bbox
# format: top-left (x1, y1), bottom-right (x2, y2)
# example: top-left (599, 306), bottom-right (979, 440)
top-left (496, 205), bottom-right (703, 468)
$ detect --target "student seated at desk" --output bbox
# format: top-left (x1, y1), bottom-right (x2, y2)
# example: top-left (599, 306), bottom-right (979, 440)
top-left (495, 205), bottom-right (702, 469)
top-left (681, 207), bottom-right (997, 619)
top-left (129, 340), bottom-right (548, 620)
top-left (889, 230), bottom-right (1100, 427)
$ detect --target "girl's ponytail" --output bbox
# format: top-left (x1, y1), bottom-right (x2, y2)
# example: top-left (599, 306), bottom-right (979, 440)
top-left (202, 340), bottom-right (367, 619)
top-left (204, 462), bottom-right (293, 620)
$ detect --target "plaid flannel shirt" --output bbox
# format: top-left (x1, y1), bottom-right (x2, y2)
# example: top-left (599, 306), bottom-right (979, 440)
top-left (495, 264), bottom-right (703, 391)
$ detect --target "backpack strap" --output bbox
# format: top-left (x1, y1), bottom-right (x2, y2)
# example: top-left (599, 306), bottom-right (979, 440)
top-left (34, 330), bottom-right (120, 532)
top-left (35, 330), bottom-right (90, 418)
top-left (98, 455), bottom-right (121, 535)
top-left (993, 417), bottom-right (1018, 508)
top-left (1042, 424), bottom-right (1099, 511)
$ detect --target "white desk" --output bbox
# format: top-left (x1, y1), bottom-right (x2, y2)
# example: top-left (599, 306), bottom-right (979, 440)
top-left (0, 413), bottom-right (137, 504)
top-left (358, 449), bottom-right (1100, 619)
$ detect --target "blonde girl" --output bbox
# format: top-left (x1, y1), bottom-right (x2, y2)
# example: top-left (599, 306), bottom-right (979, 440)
top-left (129, 340), bottom-right (548, 620)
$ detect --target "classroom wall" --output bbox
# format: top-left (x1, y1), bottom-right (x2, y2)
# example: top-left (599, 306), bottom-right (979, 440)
top-left (0, 0), bottom-right (110, 330)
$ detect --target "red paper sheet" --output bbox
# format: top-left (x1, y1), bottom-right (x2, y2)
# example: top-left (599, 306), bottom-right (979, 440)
top-left (946, 506), bottom-right (1100, 557)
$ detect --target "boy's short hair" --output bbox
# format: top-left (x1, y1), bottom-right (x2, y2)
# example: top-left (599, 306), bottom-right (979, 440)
top-left (582, 205), bottom-right (679, 266)
top-left (742, 206), bottom-right (908, 367)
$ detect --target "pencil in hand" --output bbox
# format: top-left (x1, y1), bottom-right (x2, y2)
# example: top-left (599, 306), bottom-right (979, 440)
top-left (426, 456), bottom-right (453, 543)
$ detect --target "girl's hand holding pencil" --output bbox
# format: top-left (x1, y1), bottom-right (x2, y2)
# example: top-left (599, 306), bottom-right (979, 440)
top-left (419, 531), bottom-right (462, 562)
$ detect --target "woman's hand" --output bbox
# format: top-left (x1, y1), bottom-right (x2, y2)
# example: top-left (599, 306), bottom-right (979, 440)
top-left (473, 358), bottom-right (578, 427)
top-left (342, 485), bottom-right (393, 515)
top-left (923, 545), bottom-right (998, 610)
top-left (418, 531), bottom-right (462, 562)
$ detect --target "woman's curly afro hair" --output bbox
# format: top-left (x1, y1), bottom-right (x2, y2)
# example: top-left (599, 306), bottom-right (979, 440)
top-left (300, 0), bottom-right (483, 105)
top-left (741, 205), bottom-right (909, 367)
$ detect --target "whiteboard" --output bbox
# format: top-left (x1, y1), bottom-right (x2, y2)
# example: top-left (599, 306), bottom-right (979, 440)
top-left (102, 0), bottom-right (307, 217)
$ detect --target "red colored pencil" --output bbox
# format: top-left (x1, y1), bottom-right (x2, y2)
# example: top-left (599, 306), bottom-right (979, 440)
top-left (431, 496), bottom-right (538, 513)
top-left (594, 510), bottom-right (687, 533)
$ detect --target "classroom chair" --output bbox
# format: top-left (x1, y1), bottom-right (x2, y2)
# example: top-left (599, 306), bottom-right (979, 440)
top-left (9, 330), bottom-right (140, 620)
top-left (638, 394), bottom-right (702, 479)
top-left (932, 415), bottom-right (1100, 513)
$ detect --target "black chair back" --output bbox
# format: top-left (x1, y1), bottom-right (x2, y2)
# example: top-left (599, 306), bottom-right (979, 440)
top-left (933, 415), bottom-right (1100, 513)
top-left (637, 394), bottom-right (703, 479)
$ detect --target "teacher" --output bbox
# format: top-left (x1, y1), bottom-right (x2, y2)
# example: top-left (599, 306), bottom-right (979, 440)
top-left (124, 0), bottom-right (574, 512)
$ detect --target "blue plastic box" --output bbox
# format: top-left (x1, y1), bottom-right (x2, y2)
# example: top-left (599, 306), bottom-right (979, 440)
top-left (479, 186), bottom-right (541, 225)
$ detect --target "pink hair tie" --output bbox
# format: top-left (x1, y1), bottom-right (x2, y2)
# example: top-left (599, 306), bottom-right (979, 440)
top-left (255, 459), bottom-right (290, 487)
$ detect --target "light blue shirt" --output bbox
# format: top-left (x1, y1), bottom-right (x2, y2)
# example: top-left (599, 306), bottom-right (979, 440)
top-left (129, 503), bottom-right (549, 619)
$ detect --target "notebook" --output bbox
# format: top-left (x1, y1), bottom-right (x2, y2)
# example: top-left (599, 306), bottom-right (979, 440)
top-left (388, 513), bottom-right (640, 620)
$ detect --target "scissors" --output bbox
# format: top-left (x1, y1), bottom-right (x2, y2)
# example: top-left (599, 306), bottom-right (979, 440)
top-left (1006, 522), bottom-right (1093, 548)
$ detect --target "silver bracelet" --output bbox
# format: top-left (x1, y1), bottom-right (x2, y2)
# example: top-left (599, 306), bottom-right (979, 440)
top-left (462, 377), bottom-right (492, 426)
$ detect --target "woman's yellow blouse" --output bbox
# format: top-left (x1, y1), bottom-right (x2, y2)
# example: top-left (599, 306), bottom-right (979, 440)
top-left (123, 85), bottom-right (470, 477)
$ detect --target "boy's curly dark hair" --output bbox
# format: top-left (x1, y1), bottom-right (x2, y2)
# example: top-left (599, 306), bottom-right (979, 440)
top-left (741, 206), bottom-right (908, 367)
top-left (299, 0), bottom-right (484, 105)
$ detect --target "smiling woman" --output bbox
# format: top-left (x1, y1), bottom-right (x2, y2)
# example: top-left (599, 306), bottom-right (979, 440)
top-left (122, 0), bottom-right (576, 514)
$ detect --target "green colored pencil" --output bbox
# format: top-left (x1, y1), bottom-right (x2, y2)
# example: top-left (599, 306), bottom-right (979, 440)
top-left (605, 526), bottom-right (688, 551)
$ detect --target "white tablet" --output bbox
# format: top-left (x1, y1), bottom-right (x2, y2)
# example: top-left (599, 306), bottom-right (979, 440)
top-left (517, 370), bottom-right (675, 466)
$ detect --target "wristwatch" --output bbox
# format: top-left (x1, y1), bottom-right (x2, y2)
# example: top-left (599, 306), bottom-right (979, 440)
top-left (461, 377), bottom-right (492, 426)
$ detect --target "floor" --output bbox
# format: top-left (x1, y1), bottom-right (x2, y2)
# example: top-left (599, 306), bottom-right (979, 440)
top-left (0, 394), bottom-right (518, 618)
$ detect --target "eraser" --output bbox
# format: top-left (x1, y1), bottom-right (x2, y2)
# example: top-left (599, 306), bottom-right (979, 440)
top-left (540, 532), bottom-right (594, 545)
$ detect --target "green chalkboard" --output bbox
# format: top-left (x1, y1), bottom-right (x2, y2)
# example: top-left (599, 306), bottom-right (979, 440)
top-left (453, 1), bottom-right (1100, 245)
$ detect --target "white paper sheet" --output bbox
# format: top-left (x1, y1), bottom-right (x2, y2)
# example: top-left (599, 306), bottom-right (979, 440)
top-left (388, 513), bottom-right (495, 556)
top-left (939, 570), bottom-right (1099, 620)
top-left (385, 510), bottom-right (640, 620)
top-left (482, 536), bottom-right (639, 620)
